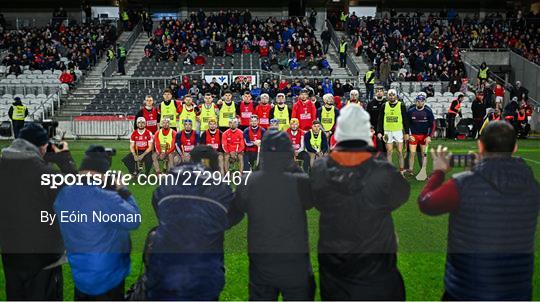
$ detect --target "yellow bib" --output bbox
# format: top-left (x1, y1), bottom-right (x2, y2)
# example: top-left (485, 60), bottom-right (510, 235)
top-left (320, 106), bottom-right (335, 132)
top-left (178, 107), bottom-right (197, 131)
top-left (273, 105), bottom-right (290, 131)
top-left (218, 102), bottom-right (236, 127)
top-left (383, 101), bottom-right (403, 131)
top-left (309, 130), bottom-right (322, 152)
top-left (200, 104), bottom-right (217, 132)
top-left (12, 105), bottom-right (26, 120)
top-left (160, 101), bottom-right (178, 128)
top-left (157, 129), bottom-right (173, 153)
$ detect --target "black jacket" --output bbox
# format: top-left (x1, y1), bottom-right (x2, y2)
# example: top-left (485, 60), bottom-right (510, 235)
top-left (366, 98), bottom-right (386, 128)
top-left (0, 139), bottom-right (77, 270)
top-left (229, 137), bottom-right (313, 286)
top-left (310, 142), bottom-right (409, 300)
top-left (471, 99), bottom-right (486, 119)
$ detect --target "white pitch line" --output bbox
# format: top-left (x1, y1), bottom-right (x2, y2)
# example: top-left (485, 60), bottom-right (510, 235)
top-left (523, 157), bottom-right (540, 165)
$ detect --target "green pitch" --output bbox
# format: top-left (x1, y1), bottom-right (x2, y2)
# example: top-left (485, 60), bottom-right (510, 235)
top-left (0, 138), bottom-right (539, 301)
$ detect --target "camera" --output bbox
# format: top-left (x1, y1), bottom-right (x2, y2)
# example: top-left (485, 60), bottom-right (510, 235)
top-left (449, 154), bottom-right (476, 168)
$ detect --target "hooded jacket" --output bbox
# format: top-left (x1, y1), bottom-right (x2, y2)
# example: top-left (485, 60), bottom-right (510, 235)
top-left (146, 163), bottom-right (234, 300)
top-left (447, 158), bottom-right (540, 300)
top-left (0, 139), bottom-right (76, 270)
top-left (228, 131), bottom-right (314, 287)
top-left (310, 141), bottom-right (409, 300)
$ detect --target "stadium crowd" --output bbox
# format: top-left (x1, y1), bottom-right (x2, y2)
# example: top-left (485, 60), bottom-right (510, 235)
top-left (142, 11), bottom-right (330, 71)
top-left (336, 9), bottom-right (539, 82)
top-left (0, 22), bottom-right (117, 73)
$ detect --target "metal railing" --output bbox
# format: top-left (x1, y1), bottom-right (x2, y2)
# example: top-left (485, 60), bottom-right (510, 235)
top-left (325, 20), bottom-right (362, 78)
top-left (102, 21), bottom-right (143, 78)
top-left (71, 113), bottom-right (132, 139)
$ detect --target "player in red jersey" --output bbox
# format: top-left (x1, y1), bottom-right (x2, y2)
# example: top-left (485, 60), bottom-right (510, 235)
top-left (222, 118), bottom-right (245, 172)
top-left (134, 95), bottom-right (159, 133)
top-left (255, 93), bottom-right (273, 129)
top-left (175, 119), bottom-right (199, 164)
top-left (286, 118), bottom-right (310, 172)
top-left (199, 118), bottom-right (224, 173)
top-left (237, 91), bottom-right (257, 130)
top-left (122, 117), bottom-right (154, 175)
top-left (291, 89), bottom-right (316, 131)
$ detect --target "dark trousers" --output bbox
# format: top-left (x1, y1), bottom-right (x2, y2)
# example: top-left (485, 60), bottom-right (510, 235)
top-left (322, 42), bottom-right (330, 54)
top-left (75, 280), bottom-right (124, 301)
top-left (118, 57), bottom-right (126, 75)
top-left (122, 151), bottom-right (153, 174)
top-left (12, 120), bottom-right (25, 138)
top-left (442, 290), bottom-right (458, 301)
top-left (244, 151), bottom-right (259, 171)
top-left (339, 53), bottom-right (346, 68)
top-left (446, 115), bottom-right (456, 139)
top-left (366, 84), bottom-right (374, 100)
top-left (4, 264), bottom-right (63, 300)
top-left (472, 118), bottom-right (483, 138)
top-left (249, 275), bottom-right (315, 301)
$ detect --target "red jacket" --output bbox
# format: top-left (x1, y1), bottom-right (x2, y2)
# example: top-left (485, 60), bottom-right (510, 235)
top-left (59, 73), bottom-right (74, 84)
top-left (222, 128), bottom-right (245, 153)
top-left (292, 100), bottom-right (317, 131)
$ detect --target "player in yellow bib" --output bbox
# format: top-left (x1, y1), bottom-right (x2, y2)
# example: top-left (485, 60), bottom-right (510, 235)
top-left (317, 93), bottom-right (339, 138)
top-left (376, 89), bottom-right (410, 172)
top-left (269, 93), bottom-right (291, 131)
top-left (198, 93), bottom-right (219, 132)
top-left (178, 94), bottom-right (199, 131)
top-left (158, 88), bottom-right (181, 130)
top-left (217, 90), bottom-right (236, 132)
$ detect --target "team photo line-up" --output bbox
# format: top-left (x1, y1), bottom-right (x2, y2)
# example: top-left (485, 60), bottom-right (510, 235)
top-left (111, 83), bottom-right (532, 177)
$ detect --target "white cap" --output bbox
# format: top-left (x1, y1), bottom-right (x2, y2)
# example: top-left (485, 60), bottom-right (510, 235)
top-left (388, 89), bottom-right (397, 95)
top-left (136, 116), bottom-right (146, 123)
top-left (334, 104), bottom-right (372, 144)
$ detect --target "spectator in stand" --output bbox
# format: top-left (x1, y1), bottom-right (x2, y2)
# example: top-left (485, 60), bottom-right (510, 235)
top-left (321, 28), bottom-right (331, 54)
top-left (422, 84), bottom-right (435, 98)
top-left (59, 70), bottom-right (74, 88)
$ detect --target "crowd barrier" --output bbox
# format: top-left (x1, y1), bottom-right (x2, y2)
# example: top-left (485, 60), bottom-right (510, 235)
top-left (71, 114), bottom-right (133, 139)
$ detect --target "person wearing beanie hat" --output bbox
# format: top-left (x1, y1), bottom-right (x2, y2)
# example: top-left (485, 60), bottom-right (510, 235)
top-left (54, 144), bottom-right (140, 300)
top-left (270, 92), bottom-right (291, 131)
top-left (0, 123), bottom-right (75, 300)
top-left (310, 109), bottom-right (410, 300)
top-left (303, 120), bottom-right (328, 169)
top-left (8, 96), bottom-right (28, 138)
top-left (228, 129), bottom-right (315, 301)
top-left (334, 104), bottom-right (372, 144)
top-left (123, 117), bottom-right (154, 175)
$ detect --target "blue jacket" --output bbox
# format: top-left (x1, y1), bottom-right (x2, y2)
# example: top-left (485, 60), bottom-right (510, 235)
top-left (146, 164), bottom-right (234, 300)
top-left (449, 158), bottom-right (540, 300)
top-left (322, 81), bottom-right (333, 94)
top-left (54, 184), bottom-right (140, 296)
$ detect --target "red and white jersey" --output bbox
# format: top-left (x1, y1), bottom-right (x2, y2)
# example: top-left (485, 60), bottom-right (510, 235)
top-left (255, 103), bottom-right (272, 129)
top-left (130, 129), bottom-right (153, 151)
top-left (286, 128), bottom-right (305, 152)
top-left (142, 107), bottom-right (159, 133)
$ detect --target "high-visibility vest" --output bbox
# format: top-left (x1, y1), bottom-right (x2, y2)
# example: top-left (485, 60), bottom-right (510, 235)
top-left (339, 41), bottom-right (347, 53)
top-left (273, 105), bottom-right (290, 131)
top-left (118, 46), bottom-right (126, 58)
top-left (160, 101), bottom-right (178, 128)
top-left (448, 101), bottom-right (461, 115)
top-left (218, 102), bottom-right (236, 127)
top-left (320, 106), bottom-right (336, 132)
top-left (309, 130), bottom-right (322, 152)
top-left (365, 70), bottom-right (375, 84)
top-left (340, 12), bottom-right (348, 21)
top-left (178, 107), bottom-right (197, 131)
top-left (107, 49), bottom-right (115, 60)
top-left (383, 101), bottom-right (403, 131)
top-left (121, 11), bottom-right (129, 21)
top-left (199, 104), bottom-right (217, 132)
top-left (157, 129), bottom-right (173, 153)
top-left (11, 105), bottom-right (26, 120)
top-left (478, 67), bottom-right (488, 79)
